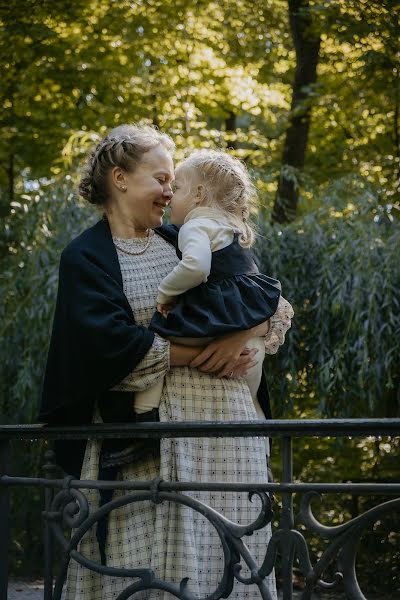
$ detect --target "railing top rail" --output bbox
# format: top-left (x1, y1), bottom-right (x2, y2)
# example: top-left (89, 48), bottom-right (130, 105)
top-left (0, 419), bottom-right (399, 440)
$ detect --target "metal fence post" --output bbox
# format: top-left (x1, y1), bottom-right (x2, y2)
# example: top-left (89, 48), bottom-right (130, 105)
top-left (0, 440), bottom-right (11, 600)
top-left (43, 449), bottom-right (57, 600)
top-left (280, 436), bottom-right (294, 600)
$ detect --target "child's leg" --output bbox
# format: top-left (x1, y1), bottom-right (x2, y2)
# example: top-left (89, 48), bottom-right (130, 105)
top-left (168, 336), bottom-right (214, 346)
top-left (244, 337), bottom-right (270, 455)
top-left (134, 337), bottom-right (213, 413)
top-left (134, 378), bottom-right (164, 414)
top-left (244, 337), bottom-right (265, 405)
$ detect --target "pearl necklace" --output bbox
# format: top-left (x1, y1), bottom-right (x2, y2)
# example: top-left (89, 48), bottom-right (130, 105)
top-left (113, 229), bottom-right (154, 256)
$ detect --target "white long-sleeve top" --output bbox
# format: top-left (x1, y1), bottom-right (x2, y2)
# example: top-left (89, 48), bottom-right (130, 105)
top-left (156, 206), bottom-right (238, 305)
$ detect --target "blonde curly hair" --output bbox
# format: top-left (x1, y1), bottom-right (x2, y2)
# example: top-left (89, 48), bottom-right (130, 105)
top-left (181, 149), bottom-right (257, 247)
top-left (79, 123), bottom-right (175, 205)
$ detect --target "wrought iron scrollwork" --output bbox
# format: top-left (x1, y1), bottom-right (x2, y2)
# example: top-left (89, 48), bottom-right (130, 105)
top-left (293, 492), bottom-right (400, 599)
top-left (41, 474), bottom-right (400, 600)
top-left (44, 477), bottom-right (275, 600)
top-left (2, 421), bottom-right (399, 599)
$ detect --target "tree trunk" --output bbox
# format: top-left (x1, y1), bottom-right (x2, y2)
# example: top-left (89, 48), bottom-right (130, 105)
top-left (0, 153), bottom-right (14, 218)
top-left (272, 0), bottom-right (321, 223)
top-left (394, 69), bottom-right (400, 191)
top-left (151, 94), bottom-right (160, 129)
top-left (8, 153), bottom-right (14, 204)
top-left (225, 111), bottom-right (238, 149)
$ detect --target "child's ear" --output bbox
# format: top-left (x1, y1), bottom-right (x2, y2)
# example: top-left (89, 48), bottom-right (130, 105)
top-left (195, 184), bottom-right (205, 205)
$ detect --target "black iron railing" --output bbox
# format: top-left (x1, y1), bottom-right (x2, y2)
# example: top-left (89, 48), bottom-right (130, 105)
top-left (1, 419), bottom-right (399, 600)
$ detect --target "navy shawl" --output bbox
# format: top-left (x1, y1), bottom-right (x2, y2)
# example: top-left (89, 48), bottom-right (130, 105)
top-left (39, 216), bottom-right (271, 476)
top-left (38, 217), bottom-right (177, 474)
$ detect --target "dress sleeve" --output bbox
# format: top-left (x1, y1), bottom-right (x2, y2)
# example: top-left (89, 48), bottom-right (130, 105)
top-left (264, 296), bottom-right (294, 355)
top-left (156, 221), bottom-right (212, 304)
top-left (111, 334), bottom-right (170, 392)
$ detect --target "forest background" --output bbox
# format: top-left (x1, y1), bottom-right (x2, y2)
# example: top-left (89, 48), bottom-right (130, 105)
top-left (1, 0), bottom-right (399, 594)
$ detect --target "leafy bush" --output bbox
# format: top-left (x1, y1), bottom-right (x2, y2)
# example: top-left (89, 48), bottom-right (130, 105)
top-left (1, 177), bottom-right (94, 575)
top-left (257, 175), bottom-right (400, 418)
top-left (0, 177), bottom-right (95, 424)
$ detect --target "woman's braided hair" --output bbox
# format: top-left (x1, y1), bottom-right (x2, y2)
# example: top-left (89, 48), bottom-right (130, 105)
top-left (79, 123), bottom-right (175, 205)
top-left (181, 149), bottom-right (257, 247)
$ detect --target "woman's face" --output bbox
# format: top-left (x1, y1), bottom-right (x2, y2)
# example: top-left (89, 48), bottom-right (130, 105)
top-left (110, 145), bottom-right (175, 230)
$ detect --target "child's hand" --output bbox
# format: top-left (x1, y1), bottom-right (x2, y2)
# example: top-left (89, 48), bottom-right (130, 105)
top-left (157, 303), bottom-right (173, 318)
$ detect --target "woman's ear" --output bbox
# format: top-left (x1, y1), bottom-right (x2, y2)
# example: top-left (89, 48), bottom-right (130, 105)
top-left (111, 167), bottom-right (127, 192)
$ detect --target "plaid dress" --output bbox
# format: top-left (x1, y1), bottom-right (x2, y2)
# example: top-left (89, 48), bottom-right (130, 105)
top-left (65, 233), bottom-right (277, 600)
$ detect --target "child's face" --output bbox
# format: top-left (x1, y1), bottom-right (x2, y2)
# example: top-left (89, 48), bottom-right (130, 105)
top-left (170, 165), bottom-right (201, 225)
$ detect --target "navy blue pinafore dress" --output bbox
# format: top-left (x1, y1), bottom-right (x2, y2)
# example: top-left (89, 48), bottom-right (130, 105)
top-left (149, 233), bottom-right (281, 339)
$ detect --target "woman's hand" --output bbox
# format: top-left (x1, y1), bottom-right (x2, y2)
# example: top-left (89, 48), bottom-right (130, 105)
top-left (224, 348), bottom-right (260, 379)
top-left (189, 329), bottom-right (259, 377)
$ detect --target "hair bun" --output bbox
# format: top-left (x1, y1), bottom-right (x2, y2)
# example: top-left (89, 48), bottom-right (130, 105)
top-left (78, 175), bottom-right (93, 202)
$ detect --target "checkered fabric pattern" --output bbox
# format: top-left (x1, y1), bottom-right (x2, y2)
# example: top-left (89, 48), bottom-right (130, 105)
top-left (65, 233), bottom-right (278, 600)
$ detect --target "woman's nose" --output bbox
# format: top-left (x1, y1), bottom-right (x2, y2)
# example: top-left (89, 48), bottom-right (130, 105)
top-left (163, 187), bottom-right (173, 201)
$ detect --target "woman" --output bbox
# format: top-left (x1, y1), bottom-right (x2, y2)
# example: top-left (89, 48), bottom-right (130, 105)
top-left (40, 124), bottom-right (290, 599)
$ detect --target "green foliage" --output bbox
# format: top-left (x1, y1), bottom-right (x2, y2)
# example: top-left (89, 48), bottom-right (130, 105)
top-left (305, 0), bottom-right (400, 202)
top-left (2, 0), bottom-right (398, 217)
top-left (257, 176), bottom-right (400, 418)
top-left (0, 177), bottom-right (95, 423)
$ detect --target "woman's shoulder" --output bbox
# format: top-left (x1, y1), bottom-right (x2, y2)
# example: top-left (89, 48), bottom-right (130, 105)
top-left (59, 217), bottom-right (122, 284)
top-left (58, 217), bottom-right (124, 286)
top-left (61, 218), bottom-right (111, 263)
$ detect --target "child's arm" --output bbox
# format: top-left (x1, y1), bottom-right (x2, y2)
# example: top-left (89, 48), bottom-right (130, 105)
top-left (156, 221), bottom-right (212, 305)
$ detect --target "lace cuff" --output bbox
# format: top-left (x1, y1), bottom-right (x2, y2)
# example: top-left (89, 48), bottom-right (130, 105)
top-left (111, 334), bottom-right (170, 392)
top-left (264, 296), bottom-right (294, 355)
